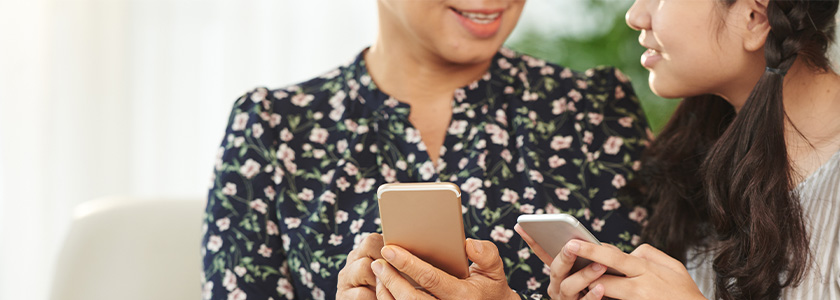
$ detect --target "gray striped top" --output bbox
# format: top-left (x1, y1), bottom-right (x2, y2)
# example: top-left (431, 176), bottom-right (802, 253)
top-left (687, 150), bottom-right (840, 299)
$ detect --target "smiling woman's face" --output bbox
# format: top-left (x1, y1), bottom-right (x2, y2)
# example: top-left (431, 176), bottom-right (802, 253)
top-left (625, 0), bottom-right (762, 100)
top-left (379, 0), bottom-right (525, 65)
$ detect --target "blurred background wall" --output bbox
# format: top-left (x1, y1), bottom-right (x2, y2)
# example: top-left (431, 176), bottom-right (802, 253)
top-left (0, 0), bottom-right (837, 299)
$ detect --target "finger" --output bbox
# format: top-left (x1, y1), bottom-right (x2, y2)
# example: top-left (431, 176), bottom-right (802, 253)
top-left (338, 257), bottom-right (376, 288)
top-left (590, 275), bottom-right (637, 299)
top-left (347, 233), bottom-right (384, 262)
top-left (465, 239), bottom-right (506, 281)
top-left (602, 243), bottom-right (621, 251)
top-left (375, 276), bottom-right (396, 300)
top-left (580, 283), bottom-right (605, 300)
top-left (372, 259), bottom-right (433, 300)
top-left (558, 262), bottom-right (607, 297)
top-left (344, 286), bottom-right (376, 299)
top-left (629, 244), bottom-right (684, 272)
top-left (571, 241), bottom-right (646, 277)
top-left (514, 224), bottom-right (555, 265)
top-left (547, 241), bottom-right (583, 298)
top-left (381, 245), bottom-right (460, 298)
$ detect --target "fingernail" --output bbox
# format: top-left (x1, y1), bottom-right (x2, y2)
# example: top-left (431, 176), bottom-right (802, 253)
top-left (592, 284), bottom-right (604, 296)
top-left (591, 263), bottom-right (604, 272)
top-left (564, 241), bottom-right (580, 256)
top-left (371, 260), bottom-right (383, 275)
top-left (382, 247), bottom-right (396, 260)
top-left (470, 239), bottom-right (483, 254)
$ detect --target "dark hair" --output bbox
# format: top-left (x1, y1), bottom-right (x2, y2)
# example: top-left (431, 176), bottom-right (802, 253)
top-left (637, 1), bottom-right (838, 299)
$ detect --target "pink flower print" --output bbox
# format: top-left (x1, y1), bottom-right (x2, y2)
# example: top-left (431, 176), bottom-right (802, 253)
top-left (491, 129), bottom-right (510, 146)
top-left (576, 79), bottom-right (588, 89)
top-left (448, 120), bottom-right (468, 135)
top-left (584, 208), bottom-right (591, 220)
top-left (548, 155), bottom-right (566, 168)
top-left (546, 204), bottom-right (561, 214)
top-left (344, 119), bottom-right (358, 132)
top-left (310, 261), bottom-right (321, 274)
top-left (274, 90), bottom-right (288, 99)
top-left (276, 144), bottom-right (295, 161)
top-left (356, 124), bottom-right (369, 134)
top-left (454, 88), bottom-right (467, 102)
top-left (232, 113), bottom-right (249, 131)
top-left (591, 218), bottom-right (605, 232)
top-left (615, 85), bottom-right (626, 99)
top-left (543, 264), bottom-right (551, 276)
top-left (629, 206), bottom-right (648, 223)
top-left (527, 277), bottom-right (541, 291)
top-left (270, 113), bottom-right (282, 128)
top-left (501, 188), bottom-right (519, 203)
top-left (311, 287), bottom-right (326, 300)
top-left (615, 69), bottom-right (630, 83)
top-left (264, 186), bottom-right (276, 200)
top-left (330, 106), bottom-right (345, 121)
top-left (284, 160), bottom-right (297, 174)
top-left (501, 149), bottom-right (513, 163)
top-left (517, 248), bottom-right (531, 260)
top-left (223, 269), bottom-right (237, 291)
top-left (258, 244), bottom-right (273, 258)
top-left (498, 58), bottom-right (512, 69)
top-left (529, 170), bottom-right (544, 183)
top-left (320, 169), bottom-right (334, 184)
top-left (516, 158), bottom-right (526, 172)
top-left (329, 90), bottom-right (346, 107)
top-left (619, 117), bottom-right (634, 128)
top-left (280, 128), bottom-right (294, 142)
top-left (555, 188), bottom-right (570, 201)
top-left (350, 219), bottom-right (365, 234)
top-left (588, 113), bottom-right (603, 126)
top-left (250, 199), bottom-right (268, 214)
top-left (631, 235), bottom-right (641, 246)
top-left (202, 282), bottom-right (213, 300)
top-left (239, 159), bottom-right (261, 179)
top-left (354, 178), bottom-right (376, 194)
top-left (583, 131), bottom-right (594, 145)
top-left (335, 210), bottom-right (349, 224)
top-left (336, 177), bottom-right (350, 191)
top-left (550, 135), bottom-right (573, 151)
top-left (291, 93), bottom-right (314, 107)
top-left (469, 189), bottom-right (487, 209)
top-left (490, 226), bottom-right (514, 243)
top-left (233, 137), bottom-right (245, 148)
top-left (313, 149), bottom-right (326, 159)
top-left (277, 278), bottom-right (294, 299)
top-left (541, 65), bottom-right (555, 75)
top-left (228, 289), bottom-right (246, 300)
top-left (560, 68), bottom-right (573, 79)
top-left (458, 158), bottom-right (469, 169)
top-left (297, 188), bottom-right (314, 201)
top-left (309, 128), bottom-right (329, 144)
top-left (519, 204), bottom-right (535, 214)
top-left (523, 187), bottom-right (537, 200)
top-left (319, 191), bottom-right (336, 204)
top-left (222, 182), bottom-right (237, 196)
top-left (522, 90), bottom-right (539, 102)
top-left (282, 234), bottom-right (291, 251)
top-left (328, 234), bottom-right (343, 246)
top-left (504, 86), bottom-right (515, 94)
top-left (603, 136), bottom-right (624, 155)
top-left (602, 198), bottom-right (621, 211)
top-left (419, 161), bottom-right (435, 180)
top-left (273, 168), bottom-right (284, 185)
top-left (343, 162), bottom-right (359, 176)
top-left (215, 217), bottom-right (230, 231)
top-left (299, 268), bottom-right (314, 288)
top-left (266, 220), bottom-right (279, 235)
top-left (405, 128), bottom-right (422, 144)
top-left (382, 164), bottom-right (396, 183)
top-left (567, 89), bottom-right (582, 102)
top-left (495, 109), bottom-right (508, 126)
top-left (353, 232), bottom-right (372, 250)
top-left (612, 174), bottom-right (626, 189)
top-left (500, 47), bottom-right (516, 58)
top-left (207, 235), bottom-right (223, 252)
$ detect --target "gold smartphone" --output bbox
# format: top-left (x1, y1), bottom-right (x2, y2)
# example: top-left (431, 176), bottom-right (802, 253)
top-left (376, 182), bottom-right (470, 284)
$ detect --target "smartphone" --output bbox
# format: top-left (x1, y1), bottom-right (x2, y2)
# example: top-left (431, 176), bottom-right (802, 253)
top-left (516, 213), bottom-right (624, 276)
top-left (377, 182), bottom-right (470, 284)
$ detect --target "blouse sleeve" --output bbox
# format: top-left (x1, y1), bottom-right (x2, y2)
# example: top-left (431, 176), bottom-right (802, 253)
top-left (581, 66), bottom-right (651, 251)
top-left (202, 88), bottom-right (295, 300)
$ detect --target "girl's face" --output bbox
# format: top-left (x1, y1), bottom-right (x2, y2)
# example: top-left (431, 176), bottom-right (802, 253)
top-left (379, 0), bottom-right (525, 65)
top-left (626, 0), bottom-right (766, 102)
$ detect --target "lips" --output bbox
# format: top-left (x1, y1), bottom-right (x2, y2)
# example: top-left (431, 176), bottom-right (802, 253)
top-left (641, 48), bottom-right (662, 68)
top-left (450, 7), bottom-right (504, 38)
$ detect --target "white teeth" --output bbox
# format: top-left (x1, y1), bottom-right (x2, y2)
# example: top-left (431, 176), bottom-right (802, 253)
top-left (456, 10), bottom-right (501, 24)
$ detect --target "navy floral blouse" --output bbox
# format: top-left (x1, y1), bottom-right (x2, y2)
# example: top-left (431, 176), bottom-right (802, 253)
top-left (202, 48), bottom-right (651, 300)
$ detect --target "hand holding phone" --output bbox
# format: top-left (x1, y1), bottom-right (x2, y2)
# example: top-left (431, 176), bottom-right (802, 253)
top-left (515, 213), bottom-right (625, 276)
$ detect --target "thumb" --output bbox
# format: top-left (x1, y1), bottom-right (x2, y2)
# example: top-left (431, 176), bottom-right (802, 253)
top-left (466, 239), bottom-right (506, 281)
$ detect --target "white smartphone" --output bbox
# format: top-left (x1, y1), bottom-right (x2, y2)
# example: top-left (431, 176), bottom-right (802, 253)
top-left (377, 182), bottom-right (470, 286)
top-left (516, 213), bottom-right (624, 276)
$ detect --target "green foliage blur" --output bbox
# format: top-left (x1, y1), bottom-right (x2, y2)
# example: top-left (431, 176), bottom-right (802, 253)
top-left (508, 1), bottom-right (678, 132)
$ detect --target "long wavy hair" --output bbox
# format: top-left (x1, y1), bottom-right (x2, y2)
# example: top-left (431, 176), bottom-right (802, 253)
top-left (636, 1), bottom-right (839, 299)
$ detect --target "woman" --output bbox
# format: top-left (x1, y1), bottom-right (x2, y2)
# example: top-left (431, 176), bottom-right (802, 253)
top-left (518, 0), bottom-right (840, 299)
top-left (201, 0), bottom-right (650, 299)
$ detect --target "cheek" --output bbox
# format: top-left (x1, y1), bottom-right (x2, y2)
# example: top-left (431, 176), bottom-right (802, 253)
top-left (649, 29), bottom-right (736, 97)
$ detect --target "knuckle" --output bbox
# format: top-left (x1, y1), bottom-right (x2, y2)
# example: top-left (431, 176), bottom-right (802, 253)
top-left (412, 269), bottom-right (441, 289)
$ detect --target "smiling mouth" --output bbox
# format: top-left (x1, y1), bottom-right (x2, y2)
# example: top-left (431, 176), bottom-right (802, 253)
top-left (450, 7), bottom-right (502, 24)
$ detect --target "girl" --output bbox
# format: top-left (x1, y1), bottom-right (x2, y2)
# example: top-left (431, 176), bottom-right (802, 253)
top-left (518, 0), bottom-right (840, 299)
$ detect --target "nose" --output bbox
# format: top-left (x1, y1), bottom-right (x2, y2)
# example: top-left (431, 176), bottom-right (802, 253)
top-left (625, 0), bottom-right (650, 31)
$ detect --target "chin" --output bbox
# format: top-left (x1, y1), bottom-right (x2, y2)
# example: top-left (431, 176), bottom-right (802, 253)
top-left (648, 74), bottom-right (688, 100)
top-left (439, 42), bottom-right (504, 65)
